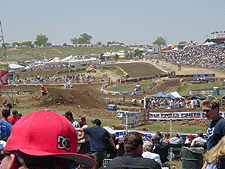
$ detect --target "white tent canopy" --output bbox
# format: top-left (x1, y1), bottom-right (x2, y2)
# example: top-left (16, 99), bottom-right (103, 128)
top-left (167, 91), bottom-right (184, 99)
top-left (9, 63), bottom-right (25, 69)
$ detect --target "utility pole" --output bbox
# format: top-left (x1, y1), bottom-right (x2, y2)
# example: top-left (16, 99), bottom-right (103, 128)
top-left (0, 20), bottom-right (6, 60)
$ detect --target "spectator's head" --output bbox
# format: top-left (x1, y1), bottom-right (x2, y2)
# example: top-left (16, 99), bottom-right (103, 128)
top-left (155, 131), bottom-right (162, 139)
top-left (91, 119), bottom-right (101, 127)
top-left (124, 132), bottom-right (143, 154)
top-left (188, 134), bottom-right (195, 140)
top-left (172, 132), bottom-right (179, 137)
top-left (1, 110), bottom-right (96, 169)
top-left (143, 141), bottom-right (153, 152)
top-left (152, 135), bottom-right (160, 143)
top-left (1, 107), bottom-right (10, 119)
top-left (63, 111), bottom-right (73, 121)
top-left (201, 97), bottom-right (220, 120)
top-left (78, 116), bottom-right (87, 127)
top-left (12, 110), bottom-right (18, 117)
top-left (197, 131), bottom-right (204, 137)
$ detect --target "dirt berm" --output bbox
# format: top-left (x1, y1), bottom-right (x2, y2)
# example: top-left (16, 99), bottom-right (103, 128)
top-left (24, 88), bottom-right (108, 109)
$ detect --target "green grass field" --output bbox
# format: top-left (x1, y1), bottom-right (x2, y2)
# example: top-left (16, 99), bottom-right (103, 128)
top-left (5, 46), bottom-right (130, 61)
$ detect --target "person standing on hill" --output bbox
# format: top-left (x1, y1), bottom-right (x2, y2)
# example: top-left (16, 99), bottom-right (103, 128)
top-left (3, 99), bottom-right (7, 106)
top-left (201, 97), bottom-right (225, 169)
top-left (8, 110), bottom-right (19, 125)
top-left (76, 119), bottom-right (117, 169)
top-left (63, 111), bottom-right (79, 128)
top-left (0, 107), bottom-right (13, 142)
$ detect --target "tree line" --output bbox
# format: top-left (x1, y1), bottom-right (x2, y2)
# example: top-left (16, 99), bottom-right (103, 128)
top-left (2, 33), bottom-right (189, 50)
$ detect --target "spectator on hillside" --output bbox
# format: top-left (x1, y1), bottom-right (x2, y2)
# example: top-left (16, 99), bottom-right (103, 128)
top-left (142, 141), bottom-right (162, 166)
top-left (3, 99), bottom-right (7, 106)
top-left (17, 113), bottom-right (22, 120)
top-left (78, 116), bottom-right (90, 154)
top-left (155, 131), bottom-right (168, 146)
top-left (8, 110), bottom-right (19, 125)
top-left (0, 107), bottom-right (13, 142)
top-left (170, 132), bottom-right (181, 145)
top-left (191, 131), bottom-right (207, 147)
top-left (151, 135), bottom-right (169, 164)
top-left (76, 119), bottom-right (117, 169)
top-left (162, 132), bottom-right (171, 144)
top-left (103, 132), bottom-right (161, 169)
top-left (64, 111), bottom-right (79, 128)
top-left (0, 110), bottom-right (97, 169)
top-left (184, 134), bottom-right (195, 146)
top-left (201, 97), bottom-right (225, 168)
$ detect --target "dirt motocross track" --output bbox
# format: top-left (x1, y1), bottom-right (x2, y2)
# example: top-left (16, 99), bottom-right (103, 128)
top-left (3, 61), bottom-right (225, 127)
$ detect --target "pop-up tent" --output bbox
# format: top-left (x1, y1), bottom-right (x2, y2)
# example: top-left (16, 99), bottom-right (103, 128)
top-left (167, 91), bottom-right (185, 99)
top-left (152, 92), bottom-right (168, 98)
top-left (187, 94), bottom-right (207, 100)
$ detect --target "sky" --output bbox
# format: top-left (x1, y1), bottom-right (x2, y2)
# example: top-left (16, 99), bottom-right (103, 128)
top-left (0, 0), bottom-right (225, 46)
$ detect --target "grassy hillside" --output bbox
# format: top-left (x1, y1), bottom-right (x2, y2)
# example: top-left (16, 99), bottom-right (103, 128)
top-left (177, 82), bottom-right (222, 97)
top-left (5, 46), bottom-right (130, 61)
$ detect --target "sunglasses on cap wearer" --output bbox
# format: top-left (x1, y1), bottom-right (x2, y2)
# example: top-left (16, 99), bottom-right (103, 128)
top-left (3, 151), bottom-right (22, 168)
top-left (202, 108), bottom-right (212, 113)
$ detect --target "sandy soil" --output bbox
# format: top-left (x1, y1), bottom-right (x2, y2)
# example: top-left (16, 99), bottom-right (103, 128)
top-left (2, 61), bottom-right (225, 127)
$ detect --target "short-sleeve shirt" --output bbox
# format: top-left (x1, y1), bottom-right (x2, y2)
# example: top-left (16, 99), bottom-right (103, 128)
top-left (71, 119), bottom-right (79, 128)
top-left (0, 120), bottom-right (13, 141)
top-left (84, 126), bottom-right (111, 152)
top-left (8, 116), bottom-right (19, 125)
top-left (207, 117), bottom-right (225, 150)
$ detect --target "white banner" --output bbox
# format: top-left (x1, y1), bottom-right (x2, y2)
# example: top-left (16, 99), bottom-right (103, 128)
top-left (149, 112), bottom-right (225, 120)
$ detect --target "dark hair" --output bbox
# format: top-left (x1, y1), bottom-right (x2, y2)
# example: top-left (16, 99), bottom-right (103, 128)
top-left (16, 151), bottom-right (74, 169)
top-left (1, 107), bottom-right (10, 118)
top-left (79, 116), bottom-right (86, 128)
top-left (124, 132), bottom-right (143, 152)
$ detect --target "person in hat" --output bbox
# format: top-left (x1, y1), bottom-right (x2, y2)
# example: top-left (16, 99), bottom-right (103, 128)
top-left (0, 110), bottom-right (97, 169)
top-left (76, 119), bottom-right (117, 169)
top-left (0, 106), bottom-right (13, 142)
top-left (41, 85), bottom-right (47, 96)
top-left (3, 99), bottom-right (7, 106)
top-left (191, 131), bottom-right (207, 147)
top-left (8, 110), bottom-right (19, 125)
top-left (63, 111), bottom-right (79, 128)
top-left (103, 132), bottom-right (160, 169)
top-left (184, 134), bottom-right (195, 146)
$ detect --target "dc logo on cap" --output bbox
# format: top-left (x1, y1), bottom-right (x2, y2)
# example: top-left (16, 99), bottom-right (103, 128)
top-left (57, 135), bottom-right (71, 151)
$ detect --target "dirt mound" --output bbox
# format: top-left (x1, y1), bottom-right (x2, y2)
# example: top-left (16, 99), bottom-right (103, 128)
top-left (24, 88), bottom-right (108, 109)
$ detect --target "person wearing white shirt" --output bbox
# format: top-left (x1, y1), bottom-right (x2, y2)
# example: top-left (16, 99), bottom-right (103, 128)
top-left (142, 141), bottom-right (162, 166)
top-left (191, 131), bottom-right (207, 147)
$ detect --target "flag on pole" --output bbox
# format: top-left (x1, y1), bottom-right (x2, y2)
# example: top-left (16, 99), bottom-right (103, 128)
top-left (1, 71), bottom-right (8, 85)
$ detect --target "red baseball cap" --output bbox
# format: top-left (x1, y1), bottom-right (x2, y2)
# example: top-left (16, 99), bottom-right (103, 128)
top-left (188, 134), bottom-right (194, 139)
top-left (5, 110), bottom-right (96, 167)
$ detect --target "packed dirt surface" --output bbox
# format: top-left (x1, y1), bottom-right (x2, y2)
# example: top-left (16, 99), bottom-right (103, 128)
top-left (2, 61), bottom-right (225, 127)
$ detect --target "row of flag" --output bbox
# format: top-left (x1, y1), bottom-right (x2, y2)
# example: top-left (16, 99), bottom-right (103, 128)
top-left (211, 31), bottom-right (225, 34)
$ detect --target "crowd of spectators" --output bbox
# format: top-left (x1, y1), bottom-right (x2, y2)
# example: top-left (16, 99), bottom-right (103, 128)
top-left (145, 97), bottom-right (201, 109)
top-left (154, 45), bottom-right (225, 70)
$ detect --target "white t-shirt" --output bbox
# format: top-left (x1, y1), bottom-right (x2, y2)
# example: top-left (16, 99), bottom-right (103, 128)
top-left (191, 137), bottom-right (207, 147)
top-left (142, 151), bottom-right (162, 165)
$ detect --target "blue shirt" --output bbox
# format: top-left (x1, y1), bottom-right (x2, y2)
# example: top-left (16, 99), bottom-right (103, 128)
top-left (0, 120), bottom-right (13, 142)
top-left (207, 117), bottom-right (225, 150)
top-left (84, 126), bottom-right (111, 152)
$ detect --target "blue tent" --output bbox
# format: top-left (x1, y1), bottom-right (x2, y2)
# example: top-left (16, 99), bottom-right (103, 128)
top-left (152, 92), bottom-right (168, 98)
